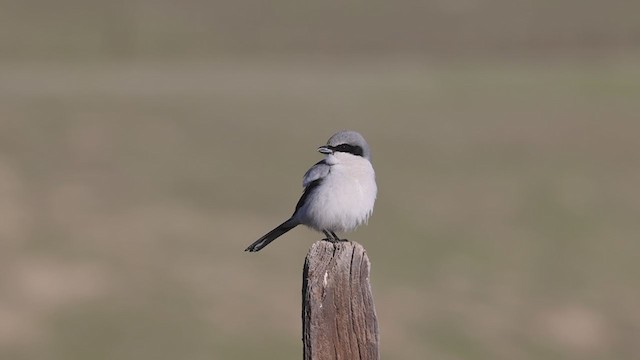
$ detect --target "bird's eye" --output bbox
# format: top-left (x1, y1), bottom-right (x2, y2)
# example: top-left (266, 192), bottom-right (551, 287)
top-left (330, 144), bottom-right (364, 156)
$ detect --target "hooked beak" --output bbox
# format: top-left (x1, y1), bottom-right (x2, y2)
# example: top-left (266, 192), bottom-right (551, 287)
top-left (318, 145), bottom-right (333, 154)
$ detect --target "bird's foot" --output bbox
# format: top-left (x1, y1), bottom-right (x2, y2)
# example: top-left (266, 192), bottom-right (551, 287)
top-left (321, 237), bottom-right (349, 244)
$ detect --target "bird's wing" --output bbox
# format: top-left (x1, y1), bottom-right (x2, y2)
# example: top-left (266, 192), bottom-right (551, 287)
top-left (302, 160), bottom-right (331, 188)
top-left (294, 160), bottom-right (331, 213)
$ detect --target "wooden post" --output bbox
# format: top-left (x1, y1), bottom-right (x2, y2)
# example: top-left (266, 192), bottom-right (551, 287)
top-left (302, 241), bottom-right (379, 360)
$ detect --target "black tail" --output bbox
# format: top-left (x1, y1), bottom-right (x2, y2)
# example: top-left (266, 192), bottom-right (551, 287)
top-left (245, 219), bottom-right (298, 252)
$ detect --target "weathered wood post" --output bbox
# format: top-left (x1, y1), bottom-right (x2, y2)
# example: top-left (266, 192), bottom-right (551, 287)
top-left (302, 241), bottom-right (379, 360)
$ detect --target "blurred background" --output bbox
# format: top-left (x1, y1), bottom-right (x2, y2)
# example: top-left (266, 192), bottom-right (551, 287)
top-left (1, 1), bottom-right (639, 359)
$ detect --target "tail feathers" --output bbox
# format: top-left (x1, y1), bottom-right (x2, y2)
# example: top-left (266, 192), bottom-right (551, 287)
top-left (245, 220), bottom-right (298, 252)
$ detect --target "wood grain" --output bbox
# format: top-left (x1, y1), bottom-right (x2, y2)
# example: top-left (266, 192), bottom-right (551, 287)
top-left (302, 241), bottom-right (379, 360)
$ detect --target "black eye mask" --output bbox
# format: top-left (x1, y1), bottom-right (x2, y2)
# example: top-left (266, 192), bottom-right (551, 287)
top-left (330, 144), bottom-right (364, 157)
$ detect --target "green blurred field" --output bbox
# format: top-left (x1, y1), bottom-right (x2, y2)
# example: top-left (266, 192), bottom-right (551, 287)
top-left (1, 57), bottom-right (639, 360)
top-left (1, 1), bottom-right (640, 359)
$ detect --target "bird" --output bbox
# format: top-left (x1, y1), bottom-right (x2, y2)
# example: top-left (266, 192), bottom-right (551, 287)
top-left (245, 130), bottom-right (377, 252)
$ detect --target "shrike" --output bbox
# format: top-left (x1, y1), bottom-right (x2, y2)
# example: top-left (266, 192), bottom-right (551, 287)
top-left (245, 130), bottom-right (377, 252)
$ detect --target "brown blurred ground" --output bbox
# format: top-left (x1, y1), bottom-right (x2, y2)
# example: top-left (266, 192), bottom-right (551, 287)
top-left (1, 1), bottom-right (639, 359)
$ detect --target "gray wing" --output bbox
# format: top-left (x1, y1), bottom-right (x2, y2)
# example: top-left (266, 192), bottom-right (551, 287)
top-left (302, 160), bottom-right (331, 188)
top-left (294, 160), bottom-right (331, 213)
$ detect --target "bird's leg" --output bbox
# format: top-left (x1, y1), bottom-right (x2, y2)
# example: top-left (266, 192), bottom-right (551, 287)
top-left (322, 230), bottom-right (337, 243)
top-left (330, 231), bottom-right (346, 242)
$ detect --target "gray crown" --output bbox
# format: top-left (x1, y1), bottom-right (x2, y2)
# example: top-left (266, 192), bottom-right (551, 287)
top-left (326, 130), bottom-right (372, 160)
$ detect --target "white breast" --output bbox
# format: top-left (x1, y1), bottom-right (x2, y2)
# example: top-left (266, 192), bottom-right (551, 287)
top-left (298, 153), bottom-right (377, 233)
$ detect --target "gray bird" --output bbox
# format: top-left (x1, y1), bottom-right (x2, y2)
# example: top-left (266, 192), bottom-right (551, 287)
top-left (245, 130), bottom-right (377, 252)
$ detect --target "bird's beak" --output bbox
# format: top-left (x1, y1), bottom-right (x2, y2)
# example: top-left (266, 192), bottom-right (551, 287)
top-left (318, 146), bottom-right (333, 154)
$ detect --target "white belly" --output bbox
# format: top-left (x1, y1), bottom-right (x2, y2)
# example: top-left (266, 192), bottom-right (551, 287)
top-left (298, 157), bottom-right (377, 233)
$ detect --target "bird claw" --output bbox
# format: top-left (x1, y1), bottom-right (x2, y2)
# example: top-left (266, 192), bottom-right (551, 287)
top-left (322, 237), bottom-right (348, 243)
